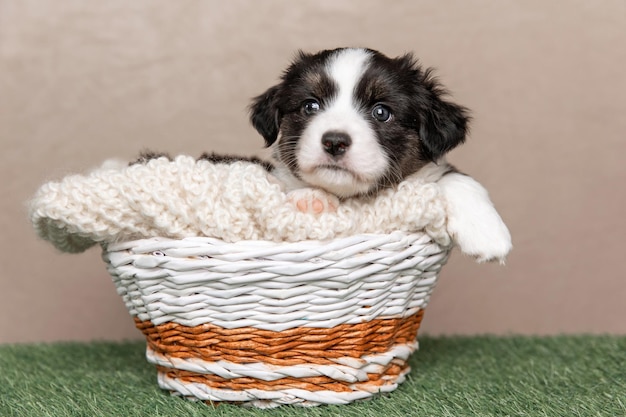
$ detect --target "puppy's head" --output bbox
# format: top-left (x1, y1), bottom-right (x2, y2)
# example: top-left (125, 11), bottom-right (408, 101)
top-left (250, 47), bottom-right (469, 198)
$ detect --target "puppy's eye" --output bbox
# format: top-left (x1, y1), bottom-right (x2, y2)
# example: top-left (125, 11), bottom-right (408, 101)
top-left (372, 104), bottom-right (392, 122)
top-left (302, 99), bottom-right (320, 115)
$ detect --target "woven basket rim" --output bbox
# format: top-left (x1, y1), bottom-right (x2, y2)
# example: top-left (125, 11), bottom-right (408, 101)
top-left (105, 230), bottom-right (441, 250)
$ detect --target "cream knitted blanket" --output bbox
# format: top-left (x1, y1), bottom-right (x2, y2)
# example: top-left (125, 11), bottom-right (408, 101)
top-left (29, 155), bottom-right (452, 253)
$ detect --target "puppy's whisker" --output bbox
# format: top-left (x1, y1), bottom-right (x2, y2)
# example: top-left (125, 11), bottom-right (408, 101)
top-left (377, 145), bottom-right (404, 187)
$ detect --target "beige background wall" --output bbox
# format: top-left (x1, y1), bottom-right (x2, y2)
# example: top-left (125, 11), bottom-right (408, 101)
top-left (1, 0), bottom-right (624, 343)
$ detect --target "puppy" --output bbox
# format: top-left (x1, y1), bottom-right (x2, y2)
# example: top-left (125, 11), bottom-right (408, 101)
top-left (249, 47), bottom-right (511, 261)
top-left (136, 47), bottom-right (511, 262)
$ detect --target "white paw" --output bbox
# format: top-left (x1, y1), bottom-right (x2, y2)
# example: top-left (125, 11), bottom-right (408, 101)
top-left (439, 173), bottom-right (512, 264)
top-left (287, 188), bottom-right (339, 214)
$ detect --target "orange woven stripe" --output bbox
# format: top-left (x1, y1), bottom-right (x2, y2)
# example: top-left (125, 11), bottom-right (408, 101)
top-left (157, 362), bottom-right (408, 392)
top-left (136, 310), bottom-right (424, 366)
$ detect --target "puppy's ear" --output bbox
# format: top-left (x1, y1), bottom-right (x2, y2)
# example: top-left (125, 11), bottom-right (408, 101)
top-left (418, 96), bottom-right (469, 161)
top-left (398, 54), bottom-right (470, 161)
top-left (249, 85), bottom-right (283, 147)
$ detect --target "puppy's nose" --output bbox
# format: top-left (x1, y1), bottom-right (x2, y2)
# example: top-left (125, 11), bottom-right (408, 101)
top-left (321, 131), bottom-right (352, 157)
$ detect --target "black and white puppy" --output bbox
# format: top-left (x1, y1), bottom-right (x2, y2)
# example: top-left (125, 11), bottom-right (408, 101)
top-left (137, 47), bottom-right (511, 261)
top-left (249, 47), bottom-right (512, 262)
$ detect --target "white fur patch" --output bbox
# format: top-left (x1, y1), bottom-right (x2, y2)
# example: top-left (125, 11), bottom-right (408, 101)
top-left (437, 172), bottom-right (512, 263)
top-left (297, 48), bottom-right (389, 197)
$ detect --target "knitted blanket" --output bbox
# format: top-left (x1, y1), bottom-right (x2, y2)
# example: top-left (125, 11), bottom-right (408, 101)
top-left (29, 156), bottom-right (452, 253)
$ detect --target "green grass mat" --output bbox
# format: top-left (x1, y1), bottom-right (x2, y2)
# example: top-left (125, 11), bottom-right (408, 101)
top-left (1, 336), bottom-right (624, 417)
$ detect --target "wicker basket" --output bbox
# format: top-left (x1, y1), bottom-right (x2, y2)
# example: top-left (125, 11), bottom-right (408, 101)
top-left (102, 231), bottom-right (449, 408)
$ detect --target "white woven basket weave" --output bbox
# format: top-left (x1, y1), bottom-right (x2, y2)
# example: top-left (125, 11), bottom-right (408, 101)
top-left (103, 231), bottom-right (449, 408)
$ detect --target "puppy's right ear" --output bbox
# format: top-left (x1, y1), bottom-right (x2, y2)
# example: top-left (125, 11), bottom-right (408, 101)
top-left (249, 85), bottom-right (283, 147)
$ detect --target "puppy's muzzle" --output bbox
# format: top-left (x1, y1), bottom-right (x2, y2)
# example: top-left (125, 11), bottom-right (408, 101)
top-left (321, 131), bottom-right (352, 158)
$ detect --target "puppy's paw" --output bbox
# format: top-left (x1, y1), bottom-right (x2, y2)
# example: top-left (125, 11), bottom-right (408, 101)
top-left (449, 213), bottom-right (512, 264)
top-left (439, 173), bottom-right (512, 264)
top-left (288, 188), bottom-right (339, 214)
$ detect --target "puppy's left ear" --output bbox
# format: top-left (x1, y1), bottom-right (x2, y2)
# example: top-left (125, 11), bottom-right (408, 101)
top-left (249, 85), bottom-right (283, 147)
top-left (419, 95), bottom-right (470, 161)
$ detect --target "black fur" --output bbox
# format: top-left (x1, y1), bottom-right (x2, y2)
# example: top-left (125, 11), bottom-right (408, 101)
top-left (130, 151), bottom-right (273, 172)
top-left (129, 150), bottom-right (171, 166)
top-left (249, 85), bottom-right (282, 146)
top-left (197, 152), bottom-right (273, 171)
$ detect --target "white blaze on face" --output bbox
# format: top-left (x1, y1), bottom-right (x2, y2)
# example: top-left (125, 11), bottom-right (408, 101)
top-left (297, 48), bottom-right (389, 197)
